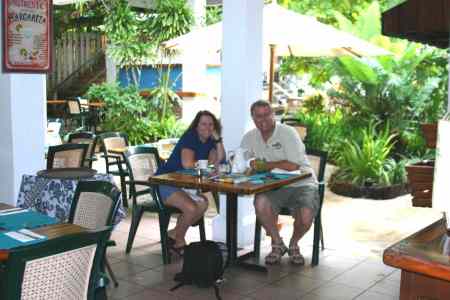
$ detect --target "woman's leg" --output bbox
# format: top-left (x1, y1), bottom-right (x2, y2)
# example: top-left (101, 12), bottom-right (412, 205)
top-left (165, 191), bottom-right (208, 247)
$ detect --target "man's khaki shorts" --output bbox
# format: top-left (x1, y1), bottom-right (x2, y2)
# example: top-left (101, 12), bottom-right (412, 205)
top-left (260, 183), bottom-right (319, 216)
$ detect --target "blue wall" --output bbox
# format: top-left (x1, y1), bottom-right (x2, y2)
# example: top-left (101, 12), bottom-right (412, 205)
top-left (118, 65), bottom-right (222, 93)
top-left (118, 65), bottom-right (183, 91)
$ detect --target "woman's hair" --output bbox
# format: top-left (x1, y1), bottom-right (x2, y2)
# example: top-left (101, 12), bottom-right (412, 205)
top-left (187, 110), bottom-right (222, 136)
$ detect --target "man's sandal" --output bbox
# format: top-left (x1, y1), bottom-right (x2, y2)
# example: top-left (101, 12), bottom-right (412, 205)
top-left (288, 244), bottom-right (305, 265)
top-left (265, 242), bottom-right (288, 264)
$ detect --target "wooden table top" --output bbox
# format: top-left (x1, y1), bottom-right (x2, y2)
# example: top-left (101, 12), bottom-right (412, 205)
top-left (0, 203), bottom-right (87, 262)
top-left (109, 147), bottom-right (128, 154)
top-left (147, 172), bottom-right (312, 195)
top-left (46, 100), bottom-right (105, 107)
top-left (383, 218), bottom-right (450, 281)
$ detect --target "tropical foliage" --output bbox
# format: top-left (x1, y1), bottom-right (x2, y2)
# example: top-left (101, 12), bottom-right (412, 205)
top-left (85, 83), bottom-right (186, 144)
top-left (289, 2), bottom-right (447, 187)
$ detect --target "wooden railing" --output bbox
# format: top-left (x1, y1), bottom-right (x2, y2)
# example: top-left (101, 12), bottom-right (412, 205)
top-left (47, 32), bottom-right (106, 95)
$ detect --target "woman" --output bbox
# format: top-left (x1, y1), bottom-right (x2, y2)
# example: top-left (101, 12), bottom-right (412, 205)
top-left (156, 110), bottom-right (225, 254)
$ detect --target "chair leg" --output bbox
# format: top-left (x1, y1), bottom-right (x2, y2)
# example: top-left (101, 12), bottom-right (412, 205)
top-left (120, 175), bottom-right (128, 208)
top-left (126, 207), bottom-right (144, 253)
top-left (254, 220), bottom-right (262, 259)
top-left (320, 219), bottom-right (325, 250)
top-left (159, 213), bottom-right (172, 264)
top-left (105, 258), bottom-right (119, 287)
top-left (213, 192), bottom-right (220, 213)
top-left (312, 216), bottom-right (321, 266)
top-left (198, 218), bottom-right (206, 241)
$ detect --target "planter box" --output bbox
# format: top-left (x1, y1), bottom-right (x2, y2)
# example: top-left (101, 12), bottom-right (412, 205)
top-left (405, 161), bottom-right (434, 207)
top-left (421, 123), bottom-right (438, 149)
top-left (329, 175), bottom-right (409, 200)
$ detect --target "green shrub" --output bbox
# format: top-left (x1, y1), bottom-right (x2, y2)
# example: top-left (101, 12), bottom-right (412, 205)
top-left (85, 82), bottom-right (185, 144)
top-left (335, 122), bottom-right (397, 185)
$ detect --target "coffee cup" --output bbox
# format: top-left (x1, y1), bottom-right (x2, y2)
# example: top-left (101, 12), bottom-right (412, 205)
top-left (195, 160), bottom-right (209, 170)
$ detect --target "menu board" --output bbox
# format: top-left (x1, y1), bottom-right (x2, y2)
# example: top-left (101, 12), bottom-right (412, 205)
top-left (2, 0), bottom-right (52, 73)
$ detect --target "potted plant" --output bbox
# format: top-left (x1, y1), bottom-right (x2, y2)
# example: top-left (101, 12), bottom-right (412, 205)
top-left (405, 160), bottom-right (434, 207)
top-left (420, 123), bottom-right (438, 149)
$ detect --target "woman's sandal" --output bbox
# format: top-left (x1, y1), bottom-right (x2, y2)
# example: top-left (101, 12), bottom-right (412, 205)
top-left (288, 244), bottom-right (305, 265)
top-left (167, 236), bottom-right (185, 256)
top-left (265, 242), bottom-right (288, 264)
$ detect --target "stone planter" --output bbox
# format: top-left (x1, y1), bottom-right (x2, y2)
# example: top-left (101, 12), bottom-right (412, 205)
top-left (329, 174), bottom-right (409, 200)
top-left (421, 123), bottom-right (438, 149)
top-left (405, 161), bottom-right (434, 207)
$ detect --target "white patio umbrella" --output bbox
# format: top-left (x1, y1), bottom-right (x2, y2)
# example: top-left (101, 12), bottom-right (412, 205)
top-left (164, 2), bottom-right (390, 102)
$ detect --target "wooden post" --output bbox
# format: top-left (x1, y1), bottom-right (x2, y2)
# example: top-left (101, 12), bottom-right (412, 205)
top-left (268, 44), bottom-right (276, 103)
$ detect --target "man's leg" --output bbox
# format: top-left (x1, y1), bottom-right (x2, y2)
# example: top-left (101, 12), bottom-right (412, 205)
top-left (289, 207), bottom-right (314, 265)
top-left (254, 193), bottom-right (281, 244)
top-left (254, 193), bottom-right (287, 264)
top-left (291, 207), bottom-right (314, 245)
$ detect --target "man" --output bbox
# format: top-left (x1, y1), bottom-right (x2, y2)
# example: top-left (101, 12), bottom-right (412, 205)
top-left (241, 100), bottom-right (319, 265)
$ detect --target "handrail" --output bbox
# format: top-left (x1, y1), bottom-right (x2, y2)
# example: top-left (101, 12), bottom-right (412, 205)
top-left (53, 49), bottom-right (105, 94)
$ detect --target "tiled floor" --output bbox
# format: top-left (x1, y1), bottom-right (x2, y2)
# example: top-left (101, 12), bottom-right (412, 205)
top-left (94, 159), bottom-right (440, 300)
top-left (106, 212), bottom-right (402, 300)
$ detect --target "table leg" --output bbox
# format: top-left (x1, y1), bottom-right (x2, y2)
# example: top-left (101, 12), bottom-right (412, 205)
top-left (225, 192), bottom-right (267, 272)
top-left (226, 192), bottom-right (238, 263)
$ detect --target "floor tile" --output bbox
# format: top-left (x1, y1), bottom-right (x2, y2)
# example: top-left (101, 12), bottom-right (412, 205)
top-left (106, 279), bottom-right (147, 298)
top-left (354, 290), bottom-right (397, 300)
top-left (110, 261), bottom-right (150, 279)
top-left (308, 282), bottom-right (364, 300)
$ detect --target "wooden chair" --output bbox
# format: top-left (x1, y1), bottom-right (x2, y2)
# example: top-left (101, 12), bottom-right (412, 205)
top-left (253, 148), bottom-right (327, 266)
top-left (124, 146), bottom-right (206, 264)
top-left (46, 143), bottom-right (89, 169)
top-left (98, 132), bottom-right (130, 207)
top-left (68, 180), bottom-right (122, 287)
top-left (66, 98), bottom-right (90, 131)
top-left (0, 227), bottom-right (111, 300)
top-left (68, 131), bottom-right (97, 168)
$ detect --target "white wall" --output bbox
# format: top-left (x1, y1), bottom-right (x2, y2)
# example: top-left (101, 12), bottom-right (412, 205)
top-left (0, 4), bottom-right (46, 205)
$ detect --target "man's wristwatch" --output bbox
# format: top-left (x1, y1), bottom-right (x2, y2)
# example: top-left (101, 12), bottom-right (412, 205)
top-left (214, 137), bottom-right (223, 144)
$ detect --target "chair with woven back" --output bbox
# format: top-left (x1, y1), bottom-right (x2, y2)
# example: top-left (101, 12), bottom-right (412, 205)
top-left (0, 227), bottom-right (111, 300)
top-left (66, 98), bottom-right (90, 131)
top-left (253, 148), bottom-right (327, 266)
top-left (98, 132), bottom-right (130, 207)
top-left (46, 143), bottom-right (89, 169)
top-left (68, 180), bottom-right (122, 287)
top-left (68, 131), bottom-right (97, 168)
top-left (123, 146), bottom-right (206, 264)
top-left (281, 117), bottom-right (308, 142)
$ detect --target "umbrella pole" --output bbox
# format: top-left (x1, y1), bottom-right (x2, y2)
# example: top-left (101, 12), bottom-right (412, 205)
top-left (268, 44), bottom-right (276, 103)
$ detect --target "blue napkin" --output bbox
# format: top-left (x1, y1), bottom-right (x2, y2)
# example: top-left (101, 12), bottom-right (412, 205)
top-left (0, 210), bottom-right (58, 231)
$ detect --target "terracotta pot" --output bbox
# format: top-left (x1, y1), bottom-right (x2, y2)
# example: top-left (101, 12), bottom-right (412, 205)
top-left (405, 161), bottom-right (434, 207)
top-left (421, 123), bottom-right (438, 149)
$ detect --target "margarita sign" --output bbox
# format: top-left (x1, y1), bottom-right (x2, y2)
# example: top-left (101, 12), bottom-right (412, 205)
top-left (2, 0), bottom-right (52, 72)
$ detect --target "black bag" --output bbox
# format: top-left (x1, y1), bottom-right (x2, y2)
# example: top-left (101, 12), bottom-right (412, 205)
top-left (171, 240), bottom-right (227, 300)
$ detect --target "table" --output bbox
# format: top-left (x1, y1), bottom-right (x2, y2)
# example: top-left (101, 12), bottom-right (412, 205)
top-left (147, 171), bottom-right (311, 272)
top-left (16, 174), bottom-right (126, 224)
top-left (383, 218), bottom-right (450, 299)
top-left (0, 203), bottom-right (87, 263)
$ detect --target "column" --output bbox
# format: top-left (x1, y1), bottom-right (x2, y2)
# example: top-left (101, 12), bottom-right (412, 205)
top-left (212, 0), bottom-right (264, 246)
top-left (0, 5), bottom-right (46, 205)
top-left (182, 0), bottom-right (207, 93)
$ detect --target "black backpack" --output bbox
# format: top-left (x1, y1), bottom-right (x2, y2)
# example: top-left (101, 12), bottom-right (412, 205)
top-left (171, 240), bottom-right (227, 299)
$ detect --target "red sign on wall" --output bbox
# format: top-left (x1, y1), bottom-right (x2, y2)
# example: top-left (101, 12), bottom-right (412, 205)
top-left (2, 0), bottom-right (52, 73)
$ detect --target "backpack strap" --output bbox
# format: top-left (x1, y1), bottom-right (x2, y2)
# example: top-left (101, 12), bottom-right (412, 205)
top-left (170, 282), bottom-right (184, 292)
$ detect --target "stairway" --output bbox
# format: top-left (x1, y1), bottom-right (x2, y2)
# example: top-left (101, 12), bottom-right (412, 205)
top-left (49, 51), bottom-right (106, 99)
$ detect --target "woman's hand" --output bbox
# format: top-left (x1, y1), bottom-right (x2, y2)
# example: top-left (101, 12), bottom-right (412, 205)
top-left (212, 130), bottom-right (220, 141)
